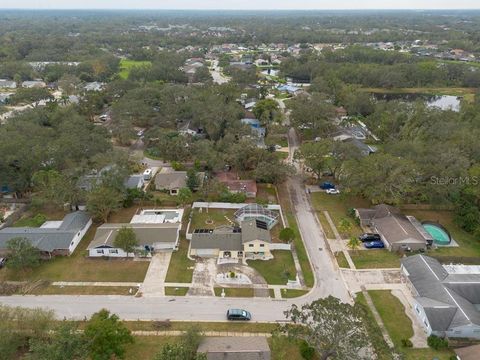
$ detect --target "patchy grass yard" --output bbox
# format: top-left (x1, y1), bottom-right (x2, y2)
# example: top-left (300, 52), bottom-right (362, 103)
top-left (214, 287), bottom-right (254, 297)
top-left (30, 285), bottom-right (136, 295)
top-left (164, 286), bottom-right (189, 296)
top-left (368, 290), bottom-right (454, 360)
top-left (335, 251), bottom-right (350, 268)
top-left (126, 336), bottom-right (177, 360)
top-left (269, 336), bottom-right (305, 360)
top-left (165, 236), bottom-right (194, 283)
top-left (189, 208), bottom-right (236, 230)
top-left (13, 207), bottom-right (68, 227)
top-left (256, 183), bottom-right (278, 204)
top-left (248, 250), bottom-right (296, 285)
top-left (349, 250), bottom-right (402, 269)
top-left (310, 192), bottom-right (370, 238)
top-left (281, 289), bottom-right (309, 298)
top-left (407, 209), bottom-right (480, 262)
top-left (0, 225), bottom-right (149, 282)
top-left (120, 321), bottom-right (277, 333)
top-left (317, 211), bottom-right (335, 239)
top-left (118, 59), bottom-right (152, 79)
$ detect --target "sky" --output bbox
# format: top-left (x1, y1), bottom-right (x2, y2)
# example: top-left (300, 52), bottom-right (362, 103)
top-left (1, 0), bottom-right (479, 10)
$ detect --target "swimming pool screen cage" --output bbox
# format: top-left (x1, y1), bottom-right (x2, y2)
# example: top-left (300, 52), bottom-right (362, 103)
top-left (234, 204), bottom-right (279, 230)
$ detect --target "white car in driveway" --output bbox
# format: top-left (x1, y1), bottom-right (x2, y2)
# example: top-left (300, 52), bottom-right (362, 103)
top-left (326, 188), bottom-right (340, 195)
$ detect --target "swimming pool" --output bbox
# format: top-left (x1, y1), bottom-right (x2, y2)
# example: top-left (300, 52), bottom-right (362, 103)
top-left (422, 222), bottom-right (452, 246)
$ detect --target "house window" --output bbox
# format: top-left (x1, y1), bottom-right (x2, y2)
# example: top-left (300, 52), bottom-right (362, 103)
top-left (109, 249), bottom-right (118, 254)
top-left (259, 244), bottom-right (265, 248)
top-left (71, 241), bottom-right (74, 246)
top-left (248, 244), bottom-right (254, 248)
top-left (96, 249), bottom-right (104, 254)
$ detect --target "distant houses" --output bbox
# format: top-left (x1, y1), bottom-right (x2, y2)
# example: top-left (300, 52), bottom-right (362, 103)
top-left (216, 172), bottom-right (257, 198)
top-left (0, 79), bottom-right (17, 89)
top-left (154, 168), bottom-right (205, 195)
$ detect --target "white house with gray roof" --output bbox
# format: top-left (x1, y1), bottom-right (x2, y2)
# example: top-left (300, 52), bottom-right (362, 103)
top-left (401, 255), bottom-right (480, 339)
top-left (0, 212), bottom-right (92, 257)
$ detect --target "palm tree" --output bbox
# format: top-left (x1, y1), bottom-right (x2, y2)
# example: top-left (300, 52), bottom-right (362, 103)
top-left (347, 236), bottom-right (361, 254)
top-left (338, 218), bottom-right (352, 237)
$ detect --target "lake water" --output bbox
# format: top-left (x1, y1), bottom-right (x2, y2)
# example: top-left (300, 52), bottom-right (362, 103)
top-left (372, 93), bottom-right (461, 112)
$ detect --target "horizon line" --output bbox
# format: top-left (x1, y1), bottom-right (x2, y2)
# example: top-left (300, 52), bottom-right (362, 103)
top-left (1, 8), bottom-right (480, 11)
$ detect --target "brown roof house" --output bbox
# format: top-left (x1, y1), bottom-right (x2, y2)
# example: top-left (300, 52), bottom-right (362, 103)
top-left (355, 204), bottom-right (433, 251)
top-left (154, 168), bottom-right (205, 195)
top-left (216, 172), bottom-right (257, 198)
top-left (197, 337), bottom-right (271, 360)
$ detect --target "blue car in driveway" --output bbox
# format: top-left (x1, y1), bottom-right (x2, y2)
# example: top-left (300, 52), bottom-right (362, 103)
top-left (364, 240), bottom-right (385, 249)
top-left (319, 182), bottom-right (335, 190)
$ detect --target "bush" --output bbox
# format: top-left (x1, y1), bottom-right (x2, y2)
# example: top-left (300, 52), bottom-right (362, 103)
top-left (401, 338), bottom-right (413, 348)
top-left (427, 335), bottom-right (448, 350)
top-left (299, 340), bottom-right (315, 360)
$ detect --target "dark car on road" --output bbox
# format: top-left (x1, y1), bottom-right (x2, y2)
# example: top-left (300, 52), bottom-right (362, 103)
top-left (226, 308), bottom-right (252, 321)
top-left (359, 233), bottom-right (382, 242)
top-left (319, 182), bottom-right (335, 190)
top-left (364, 240), bottom-right (385, 249)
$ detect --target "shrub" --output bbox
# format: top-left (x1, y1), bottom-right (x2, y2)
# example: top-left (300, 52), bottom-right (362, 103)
top-left (427, 335), bottom-right (448, 350)
top-left (401, 339), bottom-right (413, 348)
top-left (299, 340), bottom-right (315, 360)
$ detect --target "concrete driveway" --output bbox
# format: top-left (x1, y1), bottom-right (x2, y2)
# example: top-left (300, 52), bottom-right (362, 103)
top-left (140, 252), bottom-right (172, 297)
top-left (187, 259), bottom-right (216, 296)
top-left (217, 263), bottom-right (270, 298)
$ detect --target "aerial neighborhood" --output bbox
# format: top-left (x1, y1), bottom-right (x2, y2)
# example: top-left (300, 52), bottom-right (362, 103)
top-left (1, 7), bottom-right (480, 360)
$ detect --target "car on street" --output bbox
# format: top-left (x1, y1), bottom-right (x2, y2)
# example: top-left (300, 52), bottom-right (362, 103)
top-left (226, 308), bottom-right (251, 321)
top-left (319, 182), bottom-right (335, 190)
top-left (359, 233), bottom-right (382, 242)
top-left (326, 188), bottom-right (340, 195)
top-left (364, 240), bottom-right (385, 249)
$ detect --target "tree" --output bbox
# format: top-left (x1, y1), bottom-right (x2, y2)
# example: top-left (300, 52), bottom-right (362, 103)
top-left (154, 326), bottom-right (206, 360)
top-left (28, 322), bottom-right (87, 360)
top-left (186, 169), bottom-right (200, 191)
top-left (87, 186), bottom-right (123, 223)
top-left (113, 226), bottom-right (138, 258)
top-left (295, 141), bottom-right (330, 179)
top-left (178, 187), bottom-right (193, 206)
top-left (347, 236), bottom-right (362, 254)
top-left (338, 218), bottom-right (352, 236)
top-left (279, 227), bottom-right (295, 243)
top-left (84, 309), bottom-right (133, 360)
top-left (9, 87), bottom-right (53, 107)
top-left (32, 169), bottom-right (79, 208)
top-left (282, 297), bottom-right (367, 360)
top-left (6, 237), bottom-right (40, 271)
top-left (252, 99), bottom-right (279, 124)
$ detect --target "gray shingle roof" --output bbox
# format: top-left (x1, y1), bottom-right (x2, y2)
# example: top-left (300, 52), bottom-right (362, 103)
top-left (0, 211), bottom-right (91, 253)
top-left (197, 337), bottom-right (270, 360)
top-left (402, 255), bottom-right (480, 331)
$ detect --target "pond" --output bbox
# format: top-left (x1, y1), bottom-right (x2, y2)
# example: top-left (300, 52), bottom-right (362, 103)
top-left (372, 93), bottom-right (461, 112)
top-left (261, 68), bottom-right (279, 76)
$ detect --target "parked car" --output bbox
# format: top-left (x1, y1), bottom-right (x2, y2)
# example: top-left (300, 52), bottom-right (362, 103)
top-left (226, 308), bottom-right (252, 321)
top-left (326, 188), bottom-right (340, 195)
top-left (319, 182), bottom-right (335, 190)
top-left (0, 258), bottom-right (6, 268)
top-left (359, 233), bottom-right (382, 242)
top-left (364, 240), bottom-right (385, 249)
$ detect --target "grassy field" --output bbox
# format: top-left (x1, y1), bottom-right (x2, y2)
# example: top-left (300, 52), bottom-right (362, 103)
top-left (164, 286), bottom-right (189, 296)
top-left (368, 290), bottom-right (455, 360)
top-left (118, 59), bottom-right (152, 79)
top-left (120, 321), bottom-right (278, 333)
top-left (281, 289), bottom-right (309, 298)
top-left (165, 236), bottom-right (194, 283)
top-left (310, 192), bottom-right (370, 238)
top-left (256, 183), bottom-right (278, 204)
top-left (335, 251), bottom-right (350, 268)
top-left (0, 225), bottom-right (150, 282)
top-left (317, 211), bottom-right (335, 238)
top-left (31, 285), bottom-right (136, 295)
top-left (248, 250), bottom-right (296, 285)
top-left (214, 287), bottom-right (254, 297)
top-left (349, 250), bottom-right (402, 269)
top-left (189, 208), bottom-right (236, 230)
top-left (407, 209), bottom-right (480, 262)
top-left (125, 336), bottom-right (176, 360)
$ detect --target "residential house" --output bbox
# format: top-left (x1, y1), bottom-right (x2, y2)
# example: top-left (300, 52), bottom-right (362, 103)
top-left (154, 168), bottom-right (205, 195)
top-left (84, 82), bottom-right (104, 92)
top-left (178, 121), bottom-right (206, 138)
top-left (190, 219), bottom-right (272, 259)
top-left (216, 172), bottom-right (257, 198)
top-left (277, 84), bottom-right (302, 96)
top-left (88, 209), bottom-right (183, 257)
top-left (0, 212), bottom-right (92, 257)
top-left (0, 93), bottom-right (13, 104)
top-left (0, 79), bottom-right (16, 89)
top-left (355, 204), bottom-right (433, 251)
top-left (241, 118), bottom-right (266, 148)
top-left (401, 255), bottom-right (480, 339)
top-left (21, 80), bottom-right (46, 88)
top-left (454, 344), bottom-right (480, 360)
top-left (124, 174), bottom-right (145, 190)
top-left (197, 337), bottom-right (271, 360)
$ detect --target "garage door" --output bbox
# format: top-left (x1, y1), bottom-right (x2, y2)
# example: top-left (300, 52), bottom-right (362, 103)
top-left (195, 249), bottom-right (218, 257)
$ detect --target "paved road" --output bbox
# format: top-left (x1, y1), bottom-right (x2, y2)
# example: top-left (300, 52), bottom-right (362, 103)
top-left (0, 128), bottom-right (350, 320)
top-left (209, 60), bottom-right (230, 84)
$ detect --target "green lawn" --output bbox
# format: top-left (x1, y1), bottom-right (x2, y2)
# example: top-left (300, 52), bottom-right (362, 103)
top-left (368, 290), bottom-right (455, 360)
top-left (0, 225), bottom-right (150, 282)
top-left (31, 285), bottom-right (136, 295)
top-left (126, 336), bottom-right (177, 360)
top-left (269, 336), bottom-right (305, 360)
top-left (189, 208), bottom-right (236, 230)
top-left (317, 211), bottom-right (335, 239)
top-left (310, 192), bottom-right (370, 238)
top-left (256, 183), bottom-right (278, 204)
top-left (118, 59), bottom-right (152, 79)
top-left (214, 287), bottom-right (254, 297)
top-left (121, 321), bottom-right (277, 333)
top-left (349, 250), bottom-right (402, 269)
top-left (165, 236), bottom-right (194, 283)
top-left (248, 250), bottom-right (296, 285)
top-left (165, 286), bottom-right (189, 296)
top-left (281, 289), bottom-right (309, 298)
top-left (13, 213), bottom-right (47, 227)
top-left (335, 251), bottom-right (350, 268)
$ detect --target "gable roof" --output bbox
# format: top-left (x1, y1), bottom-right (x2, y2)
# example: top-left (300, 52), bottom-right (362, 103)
top-left (154, 169), bottom-right (205, 191)
top-left (402, 255), bottom-right (480, 331)
top-left (197, 336), bottom-right (270, 360)
top-left (0, 212), bottom-right (91, 253)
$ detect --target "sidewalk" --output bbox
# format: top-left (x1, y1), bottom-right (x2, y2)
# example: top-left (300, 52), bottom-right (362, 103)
top-left (323, 211), bottom-right (356, 270)
top-left (132, 330), bottom-right (272, 337)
